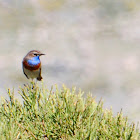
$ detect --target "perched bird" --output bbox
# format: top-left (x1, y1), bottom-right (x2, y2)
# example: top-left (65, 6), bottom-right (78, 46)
top-left (22, 50), bottom-right (45, 81)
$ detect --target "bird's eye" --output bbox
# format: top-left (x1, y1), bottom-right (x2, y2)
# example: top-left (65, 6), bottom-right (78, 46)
top-left (34, 53), bottom-right (38, 56)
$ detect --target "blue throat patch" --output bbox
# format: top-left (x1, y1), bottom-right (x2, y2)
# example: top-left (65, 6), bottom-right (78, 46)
top-left (27, 56), bottom-right (40, 66)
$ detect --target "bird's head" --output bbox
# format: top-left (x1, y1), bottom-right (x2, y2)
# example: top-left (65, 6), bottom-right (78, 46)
top-left (26, 50), bottom-right (45, 59)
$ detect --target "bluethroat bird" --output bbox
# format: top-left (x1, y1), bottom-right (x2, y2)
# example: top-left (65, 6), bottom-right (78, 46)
top-left (22, 50), bottom-right (45, 81)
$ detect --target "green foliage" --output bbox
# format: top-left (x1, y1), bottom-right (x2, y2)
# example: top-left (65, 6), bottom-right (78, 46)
top-left (0, 82), bottom-right (139, 140)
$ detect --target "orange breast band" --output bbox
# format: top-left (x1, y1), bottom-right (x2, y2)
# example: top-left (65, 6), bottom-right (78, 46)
top-left (23, 60), bottom-right (41, 71)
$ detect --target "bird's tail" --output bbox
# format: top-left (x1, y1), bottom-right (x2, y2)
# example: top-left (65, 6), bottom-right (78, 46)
top-left (37, 68), bottom-right (43, 81)
top-left (37, 76), bottom-right (42, 81)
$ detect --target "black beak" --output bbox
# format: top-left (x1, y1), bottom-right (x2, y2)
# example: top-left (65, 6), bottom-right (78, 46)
top-left (39, 53), bottom-right (45, 56)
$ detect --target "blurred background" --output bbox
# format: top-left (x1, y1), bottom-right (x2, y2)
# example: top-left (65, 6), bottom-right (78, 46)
top-left (0, 0), bottom-right (140, 128)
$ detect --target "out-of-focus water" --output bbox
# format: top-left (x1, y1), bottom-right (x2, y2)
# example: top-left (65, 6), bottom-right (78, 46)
top-left (0, 1), bottom-right (140, 127)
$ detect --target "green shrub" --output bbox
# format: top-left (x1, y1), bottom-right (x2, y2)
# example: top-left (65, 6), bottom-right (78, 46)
top-left (0, 82), bottom-right (139, 140)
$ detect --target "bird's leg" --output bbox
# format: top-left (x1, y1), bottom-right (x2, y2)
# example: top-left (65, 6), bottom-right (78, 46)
top-left (30, 79), bottom-right (35, 89)
top-left (31, 79), bottom-right (38, 89)
top-left (34, 79), bottom-right (38, 88)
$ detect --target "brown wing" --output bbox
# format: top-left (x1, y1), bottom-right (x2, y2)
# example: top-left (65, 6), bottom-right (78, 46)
top-left (23, 65), bottom-right (29, 79)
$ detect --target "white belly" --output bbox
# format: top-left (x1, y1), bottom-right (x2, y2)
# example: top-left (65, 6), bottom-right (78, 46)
top-left (23, 67), bottom-right (40, 79)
